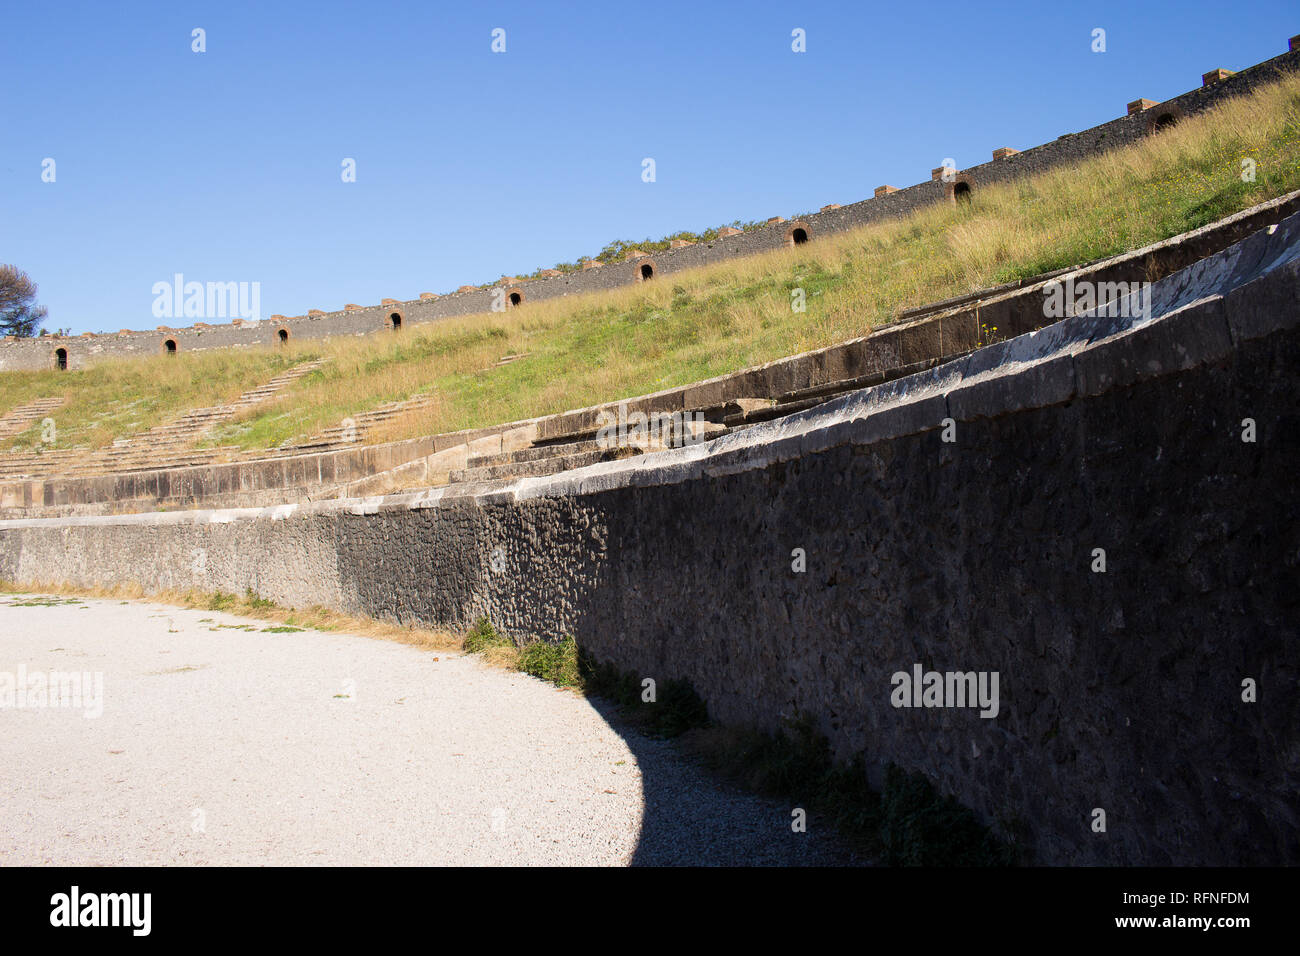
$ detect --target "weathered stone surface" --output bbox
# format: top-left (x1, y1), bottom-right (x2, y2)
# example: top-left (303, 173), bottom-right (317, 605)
top-left (6, 44), bottom-right (1300, 374)
top-left (1074, 297), bottom-right (1231, 396)
top-left (947, 352), bottom-right (1076, 420)
top-left (1224, 254), bottom-right (1300, 344)
top-left (4, 274), bottom-right (1296, 864)
top-left (3, 150), bottom-right (1300, 870)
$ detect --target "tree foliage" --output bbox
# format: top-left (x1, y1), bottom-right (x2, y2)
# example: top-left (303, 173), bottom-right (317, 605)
top-left (0, 264), bottom-right (48, 337)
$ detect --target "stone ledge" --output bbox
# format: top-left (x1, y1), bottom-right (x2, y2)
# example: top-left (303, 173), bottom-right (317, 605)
top-left (1074, 296), bottom-right (1231, 397)
top-left (4, 226), bottom-right (1270, 533)
top-left (1224, 255), bottom-right (1300, 344)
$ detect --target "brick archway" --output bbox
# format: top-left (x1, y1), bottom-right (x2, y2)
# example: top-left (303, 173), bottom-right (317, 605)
top-left (162, 338), bottom-right (179, 355)
top-left (635, 259), bottom-right (658, 282)
top-left (54, 347), bottom-right (68, 371)
top-left (389, 311), bottom-right (403, 331)
top-left (785, 221), bottom-right (812, 247)
top-left (1149, 108), bottom-right (1182, 133)
top-left (945, 175), bottom-right (975, 204)
top-left (505, 287), bottom-right (525, 308)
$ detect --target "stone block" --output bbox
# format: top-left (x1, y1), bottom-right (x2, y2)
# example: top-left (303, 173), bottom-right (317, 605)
top-left (948, 350), bottom-right (1077, 421)
top-left (939, 310), bottom-right (980, 353)
top-left (1074, 296), bottom-right (1231, 397)
top-left (1223, 254), bottom-right (1300, 345)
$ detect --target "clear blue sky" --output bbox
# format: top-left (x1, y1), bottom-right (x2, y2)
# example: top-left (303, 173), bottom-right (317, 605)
top-left (2, 0), bottom-right (1295, 334)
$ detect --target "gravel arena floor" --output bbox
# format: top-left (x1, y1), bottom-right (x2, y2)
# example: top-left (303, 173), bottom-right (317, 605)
top-left (0, 594), bottom-right (862, 866)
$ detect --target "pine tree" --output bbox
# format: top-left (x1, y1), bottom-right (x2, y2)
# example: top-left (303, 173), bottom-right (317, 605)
top-left (0, 265), bottom-right (48, 337)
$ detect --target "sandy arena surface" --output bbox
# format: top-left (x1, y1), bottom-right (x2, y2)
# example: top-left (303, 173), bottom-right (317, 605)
top-left (0, 594), bottom-right (860, 866)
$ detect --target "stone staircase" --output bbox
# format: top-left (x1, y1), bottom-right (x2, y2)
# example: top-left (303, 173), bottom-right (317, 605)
top-left (0, 361), bottom-right (323, 479)
top-left (723, 352), bottom-right (976, 430)
top-left (75, 360), bottom-right (326, 472)
top-left (0, 397), bottom-right (65, 442)
top-left (0, 337), bottom-right (978, 489)
top-left (445, 413), bottom-right (737, 486)
top-left (275, 352), bottom-right (530, 458)
top-left (437, 350), bottom-right (982, 489)
top-left (449, 438), bottom-right (663, 485)
top-left (276, 393), bottom-right (439, 453)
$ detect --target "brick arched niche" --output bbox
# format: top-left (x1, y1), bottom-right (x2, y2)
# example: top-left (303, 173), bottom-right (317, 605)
top-left (161, 338), bottom-right (179, 355)
top-left (277, 328), bottom-right (289, 345)
top-left (635, 259), bottom-right (658, 282)
top-left (785, 221), bottom-right (812, 247)
top-left (945, 176), bottom-right (974, 204)
top-left (53, 347), bottom-right (68, 371)
top-left (1149, 107), bottom-right (1183, 133)
top-left (505, 287), bottom-right (525, 308)
top-left (389, 311), bottom-right (403, 331)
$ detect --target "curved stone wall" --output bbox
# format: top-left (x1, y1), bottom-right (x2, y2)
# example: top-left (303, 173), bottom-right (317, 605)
top-left (3, 41), bottom-right (1298, 373)
top-left (3, 210), bottom-right (1297, 864)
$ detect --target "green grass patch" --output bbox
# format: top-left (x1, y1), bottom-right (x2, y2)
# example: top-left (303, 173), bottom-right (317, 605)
top-left (204, 591), bottom-right (240, 611)
top-left (462, 616), bottom-right (513, 652)
top-left (2, 596), bottom-right (84, 607)
top-left (578, 652), bottom-right (710, 738)
top-left (516, 634), bottom-right (582, 687)
top-left (7, 73), bottom-right (1300, 456)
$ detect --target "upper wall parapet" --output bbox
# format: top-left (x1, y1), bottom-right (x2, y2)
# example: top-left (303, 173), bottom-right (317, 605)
top-left (4, 37), bottom-right (1298, 373)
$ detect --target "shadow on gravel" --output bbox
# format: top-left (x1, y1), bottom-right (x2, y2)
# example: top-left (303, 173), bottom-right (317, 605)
top-left (577, 695), bottom-right (867, 867)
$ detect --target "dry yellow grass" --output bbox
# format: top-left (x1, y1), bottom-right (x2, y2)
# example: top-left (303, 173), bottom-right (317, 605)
top-left (0, 578), bottom-right (462, 653)
top-left (4, 70), bottom-right (1299, 455)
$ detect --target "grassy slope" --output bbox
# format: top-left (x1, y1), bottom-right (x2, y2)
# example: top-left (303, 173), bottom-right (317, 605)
top-left (4, 72), bottom-right (1299, 455)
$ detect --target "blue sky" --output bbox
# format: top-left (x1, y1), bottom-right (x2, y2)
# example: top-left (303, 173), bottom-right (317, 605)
top-left (2, 0), bottom-right (1296, 334)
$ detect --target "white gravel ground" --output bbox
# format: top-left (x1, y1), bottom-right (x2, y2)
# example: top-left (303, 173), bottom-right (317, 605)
top-left (0, 594), bottom-right (860, 866)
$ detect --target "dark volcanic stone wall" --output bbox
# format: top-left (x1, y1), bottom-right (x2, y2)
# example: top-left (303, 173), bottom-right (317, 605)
top-left (310, 321), bottom-right (1296, 866)
top-left (3, 226), bottom-right (1297, 866)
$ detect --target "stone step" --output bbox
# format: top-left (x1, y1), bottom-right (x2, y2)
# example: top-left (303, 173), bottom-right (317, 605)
top-left (11, 359), bottom-right (331, 480)
top-left (723, 351), bottom-right (981, 428)
top-left (466, 438), bottom-right (602, 470)
top-left (449, 445), bottom-right (647, 484)
top-left (0, 397), bottom-right (67, 440)
top-left (725, 395), bottom-right (830, 426)
top-left (531, 402), bottom-right (744, 449)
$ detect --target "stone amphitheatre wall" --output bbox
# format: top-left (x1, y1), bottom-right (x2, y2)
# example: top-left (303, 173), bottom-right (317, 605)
top-left (4, 189), bottom-right (1295, 518)
top-left (3, 214), bottom-right (1297, 865)
top-left (3, 40), bottom-right (1298, 374)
